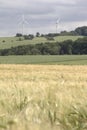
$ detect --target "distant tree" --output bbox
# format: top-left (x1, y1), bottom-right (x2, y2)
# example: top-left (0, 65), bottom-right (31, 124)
top-left (75, 26), bottom-right (87, 36)
top-left (36, 32), bottom-right (40, 37)
top-left (16, 33), bottom-right (22, 37)
top-left (60, 31), bottom-right (68, 36)
top-left (60, 30), bottom-right (78, 36)
top-left (59, 40), bottom-right (73, 54)
top-left (24, 35), bottom-right (29, 40)
top-left (47, 33), bottom-right (59, 37)
top-left (28, 34), bottom-right (34, 40)
top-left (31, 48), bottom-right (41, 55)
top-left (24, 34), bottom-right (34, 40)
top-left (2, 40), bottom-right (5, 43)
top-left (72, 37), bottom-right (87, 54)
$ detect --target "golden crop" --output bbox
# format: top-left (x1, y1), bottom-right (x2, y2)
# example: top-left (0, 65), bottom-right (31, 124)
top-left (0, 65), bottom-right (87, 130)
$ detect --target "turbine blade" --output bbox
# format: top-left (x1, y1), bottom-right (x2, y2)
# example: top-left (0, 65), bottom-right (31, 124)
top-left (24, 19), bottom-right (29, 24)
top-left (56, 18), bottom-right (60, 24)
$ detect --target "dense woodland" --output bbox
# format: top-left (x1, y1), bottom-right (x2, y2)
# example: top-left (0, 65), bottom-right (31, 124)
top-left (0, 26), bottom-right (87, 55)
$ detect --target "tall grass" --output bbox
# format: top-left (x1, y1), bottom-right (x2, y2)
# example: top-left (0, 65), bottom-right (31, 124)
top-left (0, 65), bottom-right (87, 130)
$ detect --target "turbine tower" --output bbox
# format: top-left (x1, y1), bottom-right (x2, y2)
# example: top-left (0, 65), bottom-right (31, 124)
top-left (19, 14), bottom-right (29, 35)
top-left (22, 14), bottom-right (29, 35)
top-left (56, 18), bottom-right (60, 33)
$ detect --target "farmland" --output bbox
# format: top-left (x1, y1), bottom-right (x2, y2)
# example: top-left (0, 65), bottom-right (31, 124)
top-left (0, 34), bottom-right (87, 130)
top-left (0, 65), bottom-right (87, 130)
top-left (0, 36), bottom-right (83, 49)
top-left (0, 55), bottom-right (87, 65)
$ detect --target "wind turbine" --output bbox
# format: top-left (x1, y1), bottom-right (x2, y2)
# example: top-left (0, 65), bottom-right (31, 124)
top-left (22, 14), bottom-right (29, 35)
top-left (56, 18), bottom-right (60, 33)
top-left (18, 14), bottom-right (29, 35)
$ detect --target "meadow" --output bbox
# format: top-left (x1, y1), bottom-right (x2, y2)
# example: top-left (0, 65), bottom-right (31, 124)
top-left (0, 55), bottom-right (87, 65)
top-left (0, 65), bottom-right (87, 130)
top-left (0, 36), bottom-right (83, 49)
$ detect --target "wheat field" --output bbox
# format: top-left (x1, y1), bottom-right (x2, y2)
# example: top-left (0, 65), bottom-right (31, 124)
top-left (0, 65), bottom-right (87, 130)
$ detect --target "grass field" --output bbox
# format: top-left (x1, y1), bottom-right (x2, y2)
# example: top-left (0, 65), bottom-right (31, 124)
top-left (0, 65), bottom-right (87, 130)
top-left (0, 36), bottom-right (83, 49)
top-left (0, 55), bottom-right (87, 65)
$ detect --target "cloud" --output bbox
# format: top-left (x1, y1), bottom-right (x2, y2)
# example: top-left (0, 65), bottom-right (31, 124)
top-left (0, 0), bottom-right (27, 8)
top-left (0, 0), bottom-right (87, 36)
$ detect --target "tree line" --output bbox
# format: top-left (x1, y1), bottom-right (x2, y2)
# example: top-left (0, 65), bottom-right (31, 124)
top-left (16, 26), bottom-right (87, 38)
top-left (0, 37), bottom-right (87, 55)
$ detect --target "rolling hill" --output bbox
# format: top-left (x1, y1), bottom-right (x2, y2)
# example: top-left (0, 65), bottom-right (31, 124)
top-left (0, 35), bottom-right (83, 49)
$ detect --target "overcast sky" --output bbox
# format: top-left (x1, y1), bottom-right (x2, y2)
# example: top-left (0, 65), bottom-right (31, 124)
top-left (0, 0), bottom-right (87, 36)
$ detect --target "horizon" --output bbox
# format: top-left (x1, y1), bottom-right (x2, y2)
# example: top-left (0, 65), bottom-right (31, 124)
top-left (0, 25), bottom-right (87, 38)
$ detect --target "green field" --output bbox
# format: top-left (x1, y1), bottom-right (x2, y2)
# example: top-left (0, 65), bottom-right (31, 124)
top-left (0, 55), bottom-right (87, 65)
top-left (0, 36), bottom-right (83, 49)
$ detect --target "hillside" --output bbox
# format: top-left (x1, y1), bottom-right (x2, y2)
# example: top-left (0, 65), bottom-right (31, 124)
top-left (0, 36), bottom-right (83, 49)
